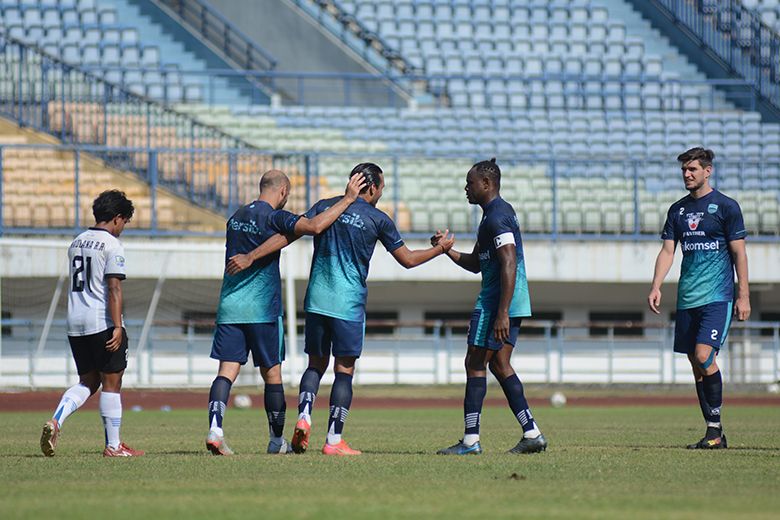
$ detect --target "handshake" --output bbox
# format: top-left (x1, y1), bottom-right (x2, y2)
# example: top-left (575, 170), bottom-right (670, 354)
top-left (430, 229), bottom-right (455, 254)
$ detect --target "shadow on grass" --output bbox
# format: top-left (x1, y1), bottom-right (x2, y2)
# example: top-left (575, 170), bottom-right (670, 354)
top-left (360, 449), bottom-right (430, 455)
top-left (625, 444), bottom-right (780, 452)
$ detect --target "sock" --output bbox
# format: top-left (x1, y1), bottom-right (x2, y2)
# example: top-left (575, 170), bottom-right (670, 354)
top-left (52, 383), bottom-right (91, 427)
top-left (208, 376), bottom-right (232, 436)
top-left (695, 380), bottom-right (712, 425)
top-left (99, 392), bottom-right (122, 449)
top-left (499, 374), bottom-right (541, 438)
top-left (463, 377), bottom-right (487, 446)
top-left (326, 372), bottom-right (353, 445)
top-left (701, 371), bottom-right (723, 429)
top-left (298, 367), bottom-right (322, 424)
top-left (264, 383), bottom-right (286, 441)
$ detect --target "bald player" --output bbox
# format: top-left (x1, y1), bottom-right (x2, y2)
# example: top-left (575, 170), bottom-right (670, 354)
top-left (206, 170), bottom-right (365, 455)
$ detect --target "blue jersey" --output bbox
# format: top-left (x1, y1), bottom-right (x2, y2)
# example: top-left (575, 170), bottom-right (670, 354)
top-left (216, 201), bottom-right (300, 324)
top-left (303, 196), bottom-right (404, 321)
top-left (661, 190), bottom-right (746, 310)
top-left (474, 197), bottom-right (532, 317)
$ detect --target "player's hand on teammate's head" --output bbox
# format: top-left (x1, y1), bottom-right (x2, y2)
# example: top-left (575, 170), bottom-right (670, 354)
top-left (105, 327), bottom-right (123, 352)
top-left (647, 288), bottom-right (662, 314)
top-left (226, 253), bottom-right (252, 275)
top-left (345, 173), bottom-right (366, 201)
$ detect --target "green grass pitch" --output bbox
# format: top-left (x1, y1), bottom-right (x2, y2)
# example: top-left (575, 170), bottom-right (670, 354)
top-left (1, 404), bottom-right (778, 519)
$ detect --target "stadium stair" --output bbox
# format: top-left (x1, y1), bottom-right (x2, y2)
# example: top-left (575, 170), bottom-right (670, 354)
top-left (0, 116), bottom-right (225, 232)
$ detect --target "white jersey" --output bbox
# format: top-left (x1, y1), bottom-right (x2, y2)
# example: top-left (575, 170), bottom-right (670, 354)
top-left (66, 228), bottom-right (127, 336)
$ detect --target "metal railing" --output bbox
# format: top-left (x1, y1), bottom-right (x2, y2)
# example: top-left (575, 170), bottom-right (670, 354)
top-left (1, 143), bottom-right (780, 239)
top-left (156, 0), bottom-right (277, 72)
top-left (651, 0), bottom-right (780, 114)
top-left (74, 66), bottom-right (764, 111)
top-left (1, 319), bottom-right (777, 388)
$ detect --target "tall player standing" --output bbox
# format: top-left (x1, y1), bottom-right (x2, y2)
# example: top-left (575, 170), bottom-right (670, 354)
top-left (648, 148), bottom-right (750, 449)
top-left (206, 170), bottom-right (365, 455)
top-left (434, 159), bottom-right (547, 455)
top-left (40, 190), bottom-right (143, 457)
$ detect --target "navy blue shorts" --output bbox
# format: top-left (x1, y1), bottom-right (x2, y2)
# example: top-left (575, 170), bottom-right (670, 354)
top-left (304, 312), bottom-right (365, 358)
top-left (210, 318), bottom-right (285, 368)
top-left (467, 309), bottom-right (523, 350)
top-left (674, 301), bottom-right (734, 354)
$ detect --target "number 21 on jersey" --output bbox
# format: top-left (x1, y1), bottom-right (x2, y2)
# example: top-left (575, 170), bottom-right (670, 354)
top-left (72, 255), bottom-right (93, 292)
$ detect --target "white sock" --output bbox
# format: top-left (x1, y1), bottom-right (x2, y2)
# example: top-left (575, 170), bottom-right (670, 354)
top-left (52, 383), bottom-right (91, 426)
top-left (523, 427), bottom-right (542, 439)
top-left (706, 421), bottom-right (722, 429)
top-left (326, 422), bottom-right (341, 445)
top-left (298, 412), bottom-right (312, 426)
top-left (463, 434), bottom-right (479, 446)
top-left (100, 392), bottom-right (122, 449)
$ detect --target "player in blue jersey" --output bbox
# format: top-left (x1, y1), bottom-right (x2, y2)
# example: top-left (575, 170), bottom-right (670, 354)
top-left (206, 169), bottom-right (366, 456)
top-left (648, 147), bottom-right (750, 449)
top-left (434, 158), bottom-right (547, 455)
top-left (227, 162), bottom-right (454, 455)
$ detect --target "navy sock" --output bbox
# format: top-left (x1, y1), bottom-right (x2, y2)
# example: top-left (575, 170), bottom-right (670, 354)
top-left (264, 384), bottom-right (286, 438)
top-left (695, 381), bottom-right (712, 422)
top-left (499, 374), bottom-right (537, 433)
top-left (463, 377), bottom-right (487, 437)
top-left (328, 372), bottom-right (354, 438)
top-left (701, 371), bottom-right (723, 425)
top-left (298, 367), bottom-right (323, 418)
top-left (208, 376), bottom-right (232, 430)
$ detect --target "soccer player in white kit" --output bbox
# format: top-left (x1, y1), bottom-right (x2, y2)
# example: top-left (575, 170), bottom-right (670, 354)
top-left (40, 190), bottom-right (144, 457)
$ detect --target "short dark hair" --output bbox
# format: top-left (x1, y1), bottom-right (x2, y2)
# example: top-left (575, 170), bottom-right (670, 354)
top-left (350, 162), bottom-right (383, 194)
top-left (677, 147), bottom-right (714, 168)
top-left (92, 190), bottom-right (134, 223)
top-left (470, 157), bottom-right (501, 186)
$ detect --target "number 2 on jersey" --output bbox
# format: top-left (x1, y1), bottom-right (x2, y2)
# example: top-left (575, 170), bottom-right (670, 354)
top-left (72, 255), bottom-right (93, 292)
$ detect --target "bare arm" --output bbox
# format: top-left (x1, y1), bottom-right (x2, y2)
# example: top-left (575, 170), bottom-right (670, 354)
top-left (432, 234), bottom-right (480, 273)
top-left (391, 232), bottom-right (454, 269)
top-left (493, 244), bottom-right (517, 344)
top-left (293, 173), bottom-right (365, 235)
top-left (105, 276), bottom-right (123, 352)
top-left (225, 233), bottom-right (297, 275)
top-left (647, 239), bottom-right (676, 314)
top-left (728, 239), bottom-right (750, 320)
top-left (226, 174), bottom-right (365, 275)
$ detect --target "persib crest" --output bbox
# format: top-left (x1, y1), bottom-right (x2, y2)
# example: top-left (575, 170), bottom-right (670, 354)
top-left (686, 212), bottom-right (704, 231)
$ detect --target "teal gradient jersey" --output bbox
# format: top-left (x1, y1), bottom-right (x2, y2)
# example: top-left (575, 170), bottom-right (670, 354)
top-left (216, 201), bottom-right (300, 324)
top-left (661, 190), bottom-right (746, 310)
top-left (475, 197), bottom-right (532, 317)
top-left (303, 196), bottom-right (404, 322)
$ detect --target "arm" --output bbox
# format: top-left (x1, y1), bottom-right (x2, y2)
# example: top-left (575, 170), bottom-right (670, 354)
top-left (293, 173), bottom-right (365, 235)
top-left (647, 239), bottom-right (676, 314)
top-left (225, 233), bottom-right (297, 276)
top-left (391, 232), bottom-right (454, 269)
top-left (728, 239), bottom-right (750, 320)
top-left (492, 244), bottom-right (517, 343)
top-left (432, 231), bottom-right (480, 273)
top-left (105, 276), bottom-right (123, 352)
top-left (226, 174), bottom-right (366, 275)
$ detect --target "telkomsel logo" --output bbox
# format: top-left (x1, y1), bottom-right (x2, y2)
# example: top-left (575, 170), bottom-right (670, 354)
top-left (682, 241), bottom-right (719, 251)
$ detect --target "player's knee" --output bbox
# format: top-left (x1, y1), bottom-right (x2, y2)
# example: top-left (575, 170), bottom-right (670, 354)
top-left (80, 374), bottom-right (101, 394)
top-left (694, 348), bottom-right (716, 369)
top-left (465, 356), bottom-right (486, 373)
top-left (488, 359), bottom-right (513, 380)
